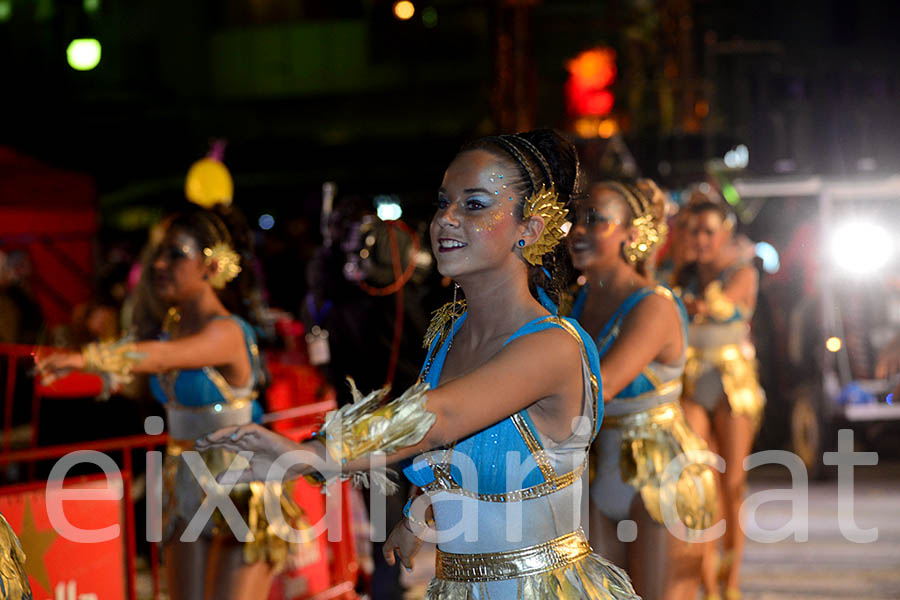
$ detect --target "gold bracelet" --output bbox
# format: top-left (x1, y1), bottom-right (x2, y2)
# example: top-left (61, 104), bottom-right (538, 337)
top-left (81, 339), bottom-right (143, 378)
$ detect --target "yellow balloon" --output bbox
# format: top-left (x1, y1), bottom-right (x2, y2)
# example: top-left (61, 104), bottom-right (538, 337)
top-left (185, 158), bottom-right (233, 207)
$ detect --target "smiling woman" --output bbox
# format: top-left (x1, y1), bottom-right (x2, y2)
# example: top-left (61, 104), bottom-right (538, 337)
top-left (36, 203), bottom-right (310, 600)
top-left (199, 130), bottom-right (641, 599)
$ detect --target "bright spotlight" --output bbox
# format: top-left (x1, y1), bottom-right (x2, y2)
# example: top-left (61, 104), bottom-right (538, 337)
top-left (826, 336), bottom-right (842, 353)
top-left (393, 0), bottom-right (415, 20)
top-left (829, 221), bottom-right (893, 276)
top-left (67, 38), bottom-right (102, 71)
top-left (375, 195), bottom-right (403, 221)
top-left (258, 214), bottom-right (275, 230)
top-left (754, 241), bottom-right (780, 274)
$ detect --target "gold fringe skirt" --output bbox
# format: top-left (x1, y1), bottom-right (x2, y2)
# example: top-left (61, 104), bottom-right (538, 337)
top-left (684, 343), bottom-right (766, 428)
top-left (0, 511), bottom-right (31, 600)
top-left (162, 440), bottom-right (317, 571)
top-left (426, 529), bottom-right (639, 599)
top-left (603, 402), bottom-right (718, 532)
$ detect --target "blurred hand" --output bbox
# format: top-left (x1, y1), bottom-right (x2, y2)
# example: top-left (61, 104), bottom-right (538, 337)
top-left (383, 519), bottom-right (424, 570)
top-left (876, 335), bottom-right (900, 399)
top-left (36, 351), bottom-right (85, 386)
top-left (683, 296), bottom-right (707, 318)
top-left (195, 424), bottom-right (307, 484)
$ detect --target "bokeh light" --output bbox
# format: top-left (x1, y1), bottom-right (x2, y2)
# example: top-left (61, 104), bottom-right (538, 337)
top-left (393, 1), bottom-right (415, 20)
top-left (829, 221), bottom-right (893, 276)
top-left (826, 337), bottom-right (842, 353)
top-left (67, 38), bottom-right (102, 71)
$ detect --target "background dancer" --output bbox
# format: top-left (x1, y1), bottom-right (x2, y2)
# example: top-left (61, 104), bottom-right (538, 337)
top-left (566, 178), bottom-right (715, 600)
top-left (676, 198), bottom-right (765, 600)
top-left (38, 204), bottom-right (307, 600)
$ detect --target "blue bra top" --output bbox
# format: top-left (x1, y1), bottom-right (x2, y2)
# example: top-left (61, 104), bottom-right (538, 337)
top-left (403, 312), bottom-right (603, 499)
top-left (149, 315), bottom-right (264, 422)
top-left (570, 285), bottom-right (688, 401)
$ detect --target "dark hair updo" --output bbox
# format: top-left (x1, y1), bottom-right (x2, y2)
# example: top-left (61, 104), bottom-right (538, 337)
top-left (459, 128), bottom-right (581, 305)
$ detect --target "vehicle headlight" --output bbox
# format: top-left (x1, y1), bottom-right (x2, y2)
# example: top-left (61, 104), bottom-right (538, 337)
top-left (829, 221), bottom-right (893, 276)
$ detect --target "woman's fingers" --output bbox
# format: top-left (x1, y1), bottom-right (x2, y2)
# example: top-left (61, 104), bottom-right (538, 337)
top-left (383, 544), bottom-right (396, 566)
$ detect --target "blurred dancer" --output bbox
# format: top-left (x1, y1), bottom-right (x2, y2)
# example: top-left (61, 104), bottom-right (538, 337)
top-left (566, 179), bottom-right (715, 600)
top-left (38, 205), bottom-right (306, 600)
top-left (676, 199), bottom-right (765, 600)
top-left (201, 130), bottom-right (639, 599)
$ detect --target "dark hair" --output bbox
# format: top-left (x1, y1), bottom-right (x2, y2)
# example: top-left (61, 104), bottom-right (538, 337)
top-left (128, 204), bottom-right (268, 339)
top-left (169, 205), bottom-right (267, 330)
top-left (459, 129), bottom-right (581, 305)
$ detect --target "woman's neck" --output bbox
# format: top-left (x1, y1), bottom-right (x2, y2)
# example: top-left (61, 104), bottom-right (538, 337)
top-left (456, 266), bottom-right (544, 346)
top-left (175, 287), bottom-right (228, 333)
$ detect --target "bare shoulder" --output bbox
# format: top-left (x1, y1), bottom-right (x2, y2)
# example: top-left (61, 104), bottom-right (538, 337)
top-left (199, 316), bottom-right (245, 344)
top-left (626, 291), bottom-right (680, 330)
top-left (503, 323), bottom-right (583, 366)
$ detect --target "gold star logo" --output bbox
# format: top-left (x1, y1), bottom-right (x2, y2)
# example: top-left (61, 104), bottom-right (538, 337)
top-left (17, 501), bottom-right (57, 593)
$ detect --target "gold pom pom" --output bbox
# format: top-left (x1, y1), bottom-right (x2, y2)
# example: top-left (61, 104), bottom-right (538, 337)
top-left (203, 243), bottom-right (242, 289)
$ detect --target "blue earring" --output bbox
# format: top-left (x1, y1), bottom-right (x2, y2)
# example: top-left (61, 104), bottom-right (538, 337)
top-left (518, 239), bottom-right (526, 247)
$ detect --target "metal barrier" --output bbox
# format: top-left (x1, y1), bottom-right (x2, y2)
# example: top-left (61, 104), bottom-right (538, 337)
top-left (0, 344), bottom-right (359, 600)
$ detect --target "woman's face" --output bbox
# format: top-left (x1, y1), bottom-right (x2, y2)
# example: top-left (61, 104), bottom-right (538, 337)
top-left (430, 150), bottom-right (527, 279)
top-left (686, 210), bottom-right (730, 264)
top-left (567, 185), bottom-right (632, 272)
top-left (151, 228), bottom-right (211, 303)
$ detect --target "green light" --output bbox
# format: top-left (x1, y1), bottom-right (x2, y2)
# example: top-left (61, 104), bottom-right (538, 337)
top-left (722, 182), bottom-right (740, 206)
top-left (67, 38), bottom-right (102, 71)
top-left (0, 0), bottom-right (12, 22)
top-left (83, 0), bottom-right (100, 14)
top-left (422, 6), bottom-right (437, 28)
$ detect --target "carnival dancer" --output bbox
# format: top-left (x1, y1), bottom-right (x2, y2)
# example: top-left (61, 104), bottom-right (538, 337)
top-left (38, 205), bottom-right (308, 600)
top-left (675, 198), bottom-right (765, 600)
top-left (0, 511), bottom-right (32, 600)
top-left (199, 130), bottom-right (639, 599)
top-left (563, 179), bottom-right (716, 600)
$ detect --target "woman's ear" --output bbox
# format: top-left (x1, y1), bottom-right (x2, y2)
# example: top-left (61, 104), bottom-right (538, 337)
top-left (519, 215), bottom-right (546, 249)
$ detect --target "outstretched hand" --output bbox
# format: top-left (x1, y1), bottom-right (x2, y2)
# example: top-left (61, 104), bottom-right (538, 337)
top-left (196, 424), bottom-right (309, 484)
top-left (35, 351), bottom-right (84, 386)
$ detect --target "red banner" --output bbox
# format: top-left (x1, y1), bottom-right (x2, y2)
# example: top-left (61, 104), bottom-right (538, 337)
top-left (0, 475), bottom-right (127, 600)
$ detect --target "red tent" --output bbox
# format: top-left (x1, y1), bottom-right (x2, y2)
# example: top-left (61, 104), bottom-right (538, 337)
top-left (0, 146), bottom-right (96, 326)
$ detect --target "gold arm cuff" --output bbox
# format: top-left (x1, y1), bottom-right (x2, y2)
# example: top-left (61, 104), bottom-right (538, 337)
top-left (435, 529), bottom-right (591, 582)
top-left (704, 281), bottom-right (739, 322)
top-left (318, 378), bottom-right (434, 464)
top-left (81, 339), bottom-right (143, 379)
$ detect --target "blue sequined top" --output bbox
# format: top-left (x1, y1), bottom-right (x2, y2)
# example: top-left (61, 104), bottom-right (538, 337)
top-left (403, 313), bottom-right (603, 497)
top-left (149, 315), bottom-right (264, 423)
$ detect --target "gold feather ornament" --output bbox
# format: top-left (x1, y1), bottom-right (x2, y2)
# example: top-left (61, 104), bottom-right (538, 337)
top-left (521, 184), bottom-right (569, 266)
top-left (203, 243), bottom-right (241, 289)
top-left (624, 214), bottom-right (669, 263)
top-left (0, 512), bottom-right (31, 600)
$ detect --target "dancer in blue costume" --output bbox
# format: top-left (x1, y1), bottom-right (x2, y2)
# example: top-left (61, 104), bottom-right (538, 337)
top-left (675, 198), bottom-right (764, 600)
top-left (0, 511), bottom-right (31, 600)
top-left (566, 179), bottom-right (716, 600)
top-left (200, 130), bottom-right (638, 599)
top-left (39, 206), bottom-right (306, 600)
